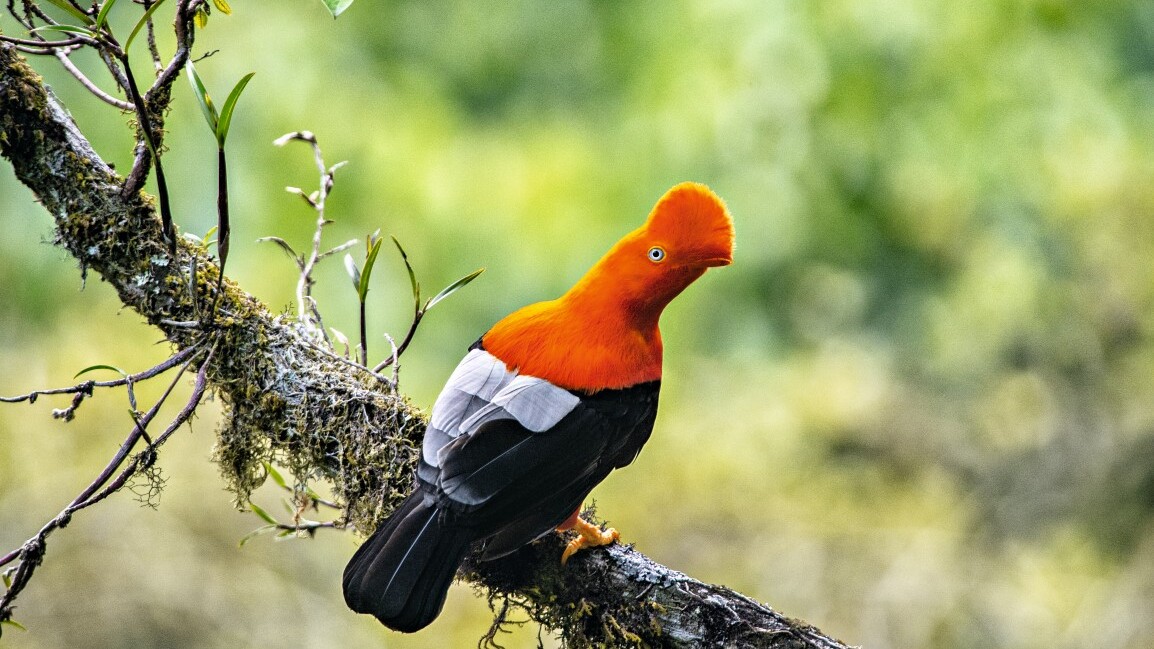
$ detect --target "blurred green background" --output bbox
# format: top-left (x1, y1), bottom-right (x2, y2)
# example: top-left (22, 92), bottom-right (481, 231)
top-left (4, 0), bottom-right (1154, 647)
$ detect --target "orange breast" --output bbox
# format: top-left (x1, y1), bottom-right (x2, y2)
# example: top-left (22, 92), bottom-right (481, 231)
top-left (481, 299), bottom-right (663, 392)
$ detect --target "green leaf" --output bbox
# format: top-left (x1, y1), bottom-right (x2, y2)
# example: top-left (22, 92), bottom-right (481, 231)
top-left (263, 461), bottom-right (288, 489)
top-left (31, 24), bottom-right (97, 38)
top-left (321, 0), bottom-right (355, 18)
top-left (212, 0), bottom-right (232, 15)
top-left (357, 235), bottom-right (384, 302)
top-left (238, 524), bottom-right (276, 547)
top-left (343, 253), bottom-right (361, 294)
top-left (95, 0), bottom-right (119, 30)
top-left (185, 62), bottom-right (218, 135)
top-left (124, 0), bottom-right (169, 52)
top-left (248, 501), bottom-right (277, 525)
top-left (215, 72), bottom-right (255, 146)
top-left (391, 236), bottom-right (420, 306)
top-left (74, 364), bottom-right (127, 379)
top-left (44, 0), bottom-right (92, 24)
top-left (425, 267), bottom-right (485, 311)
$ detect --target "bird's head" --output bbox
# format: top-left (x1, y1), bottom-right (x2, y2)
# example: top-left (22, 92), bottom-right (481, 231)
top-left (485, 182), bottom-right (734, 388)
top-left (637, 181), bottom-right (735, 271)
top-left (568, 182), bottom-right (735, 323)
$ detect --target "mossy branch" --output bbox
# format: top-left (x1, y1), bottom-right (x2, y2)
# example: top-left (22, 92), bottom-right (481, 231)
top-left (0, 39), bottom-right (853, 649)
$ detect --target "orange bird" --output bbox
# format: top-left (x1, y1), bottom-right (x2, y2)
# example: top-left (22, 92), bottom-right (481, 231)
top-left (343, 182), bottom-right (735, 632)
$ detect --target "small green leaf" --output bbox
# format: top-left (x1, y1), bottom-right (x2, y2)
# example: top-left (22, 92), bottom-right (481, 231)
top-left (124, 0), bottom-right (169, 52)
top-left (44, 0), bottom-right (92, 24)
top-left (425, 267), bottom-right (485, 311)
top-left (194, 6), bottom-right (208, 28)
top-left (212, 0), bottom-right (232, 15)
top-left (343, 253), bottom-right (361, 294)
top-left (263, 461), bottom-right (288, 489)
top-left (358, 235), bottom-right (384, 302)
top-left (31, 24), bottom-right (97, 38)
top-left (248, 501), bottom-right (277, 525)
top-left (215, 72), bottom-right (255, 146)
top-left (238, 524), bottom-right (276, 547)
top-left (74, 364), bottom-right (127, 379)
top-left (391, 236), bottom-right (420, 306)
top-left (2, 568), bottom-right (12, 588)
top-left (95, 0), bottom-right (119, 30)
top-left (321, 0), bottom-right (355, 18)
top-left (185, 62), bottom-right (218, 135)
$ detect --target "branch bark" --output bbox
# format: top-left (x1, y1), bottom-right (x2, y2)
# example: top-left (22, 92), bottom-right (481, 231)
top-left (0, 39), bottom-right (854, 648)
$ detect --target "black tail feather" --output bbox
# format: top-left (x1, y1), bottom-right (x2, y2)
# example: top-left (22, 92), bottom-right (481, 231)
top-left (343, 494), bottom-right (474, 633)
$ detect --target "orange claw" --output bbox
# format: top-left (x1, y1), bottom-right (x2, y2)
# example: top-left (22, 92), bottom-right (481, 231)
top-left (559, 516), bottom-right (619, 564)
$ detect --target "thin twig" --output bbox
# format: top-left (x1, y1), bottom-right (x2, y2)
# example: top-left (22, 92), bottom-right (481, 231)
top-left (142, 0), bottom-right (163, 73)
top-left (382, 331), bottom-right (400, 388)
top-left (276, 520), bottom-right (340, 534)
top-left (54, 48), bottom-right (135, 111)
top-left (273, 131), bottom-right (347, 346)
top-left (0, 34), bottom-right (93, 48)
top-left (374, 309), bottom-right (422, 371)
top-left (119, 53), bottom-right (176, 254)
top-left (121, 0), bottom-right (198, 202)
top-left (0, 343), bottom-right (203, 405)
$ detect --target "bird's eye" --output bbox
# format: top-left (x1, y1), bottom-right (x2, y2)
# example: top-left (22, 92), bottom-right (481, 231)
top-left (647, 246), bottom-right (666, 263)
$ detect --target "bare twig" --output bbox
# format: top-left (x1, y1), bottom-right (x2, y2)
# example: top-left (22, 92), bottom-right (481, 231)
top-left (142, 0), bottom-right (163, 73)
top-left (0, 34), bottom-right (92, 48)
top-left (373, 309), bottom-right (422, 371)
top-left (54, 48), bottom-right (135, 110)
top-left (382, 331), bottom-right (400, 387)
top-left (277, 519), bottom-right (339, 535)
top-left (273, 131), bottom-right (348, 343)
top-left (0, 342), bottom-right (203, 406)
top-left (0, 343), bottom-right (212, 626)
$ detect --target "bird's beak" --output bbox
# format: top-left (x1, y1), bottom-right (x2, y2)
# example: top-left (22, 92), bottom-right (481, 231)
top-left (699, 254), bottom-right (733, 268)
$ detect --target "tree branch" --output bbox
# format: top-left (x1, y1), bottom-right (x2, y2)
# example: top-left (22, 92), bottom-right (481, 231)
top-left (0, 38), bottom-right (853, 648)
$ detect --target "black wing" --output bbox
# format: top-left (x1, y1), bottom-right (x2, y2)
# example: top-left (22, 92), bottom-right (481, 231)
top-left (431, 381), bottom-right (659, 558)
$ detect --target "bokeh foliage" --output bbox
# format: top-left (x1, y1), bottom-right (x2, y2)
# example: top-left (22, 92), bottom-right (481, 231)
top-left (2, 0), bottom-right (1154, 647)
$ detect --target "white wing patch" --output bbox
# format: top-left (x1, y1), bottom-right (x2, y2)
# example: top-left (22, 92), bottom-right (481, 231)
top-left (423, 349), bottom-right (580, 468)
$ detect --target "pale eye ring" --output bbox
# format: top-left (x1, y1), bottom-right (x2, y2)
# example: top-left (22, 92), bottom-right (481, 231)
top-left (647, 246), bottom-right (666, 263)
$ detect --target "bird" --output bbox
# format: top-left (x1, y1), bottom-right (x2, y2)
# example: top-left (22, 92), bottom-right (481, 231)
top-left (342, 181), bottom-right (735, 633)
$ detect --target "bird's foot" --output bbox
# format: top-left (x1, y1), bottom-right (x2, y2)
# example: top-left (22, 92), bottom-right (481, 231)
top-left (560, 516), bottom-right (619, 565)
